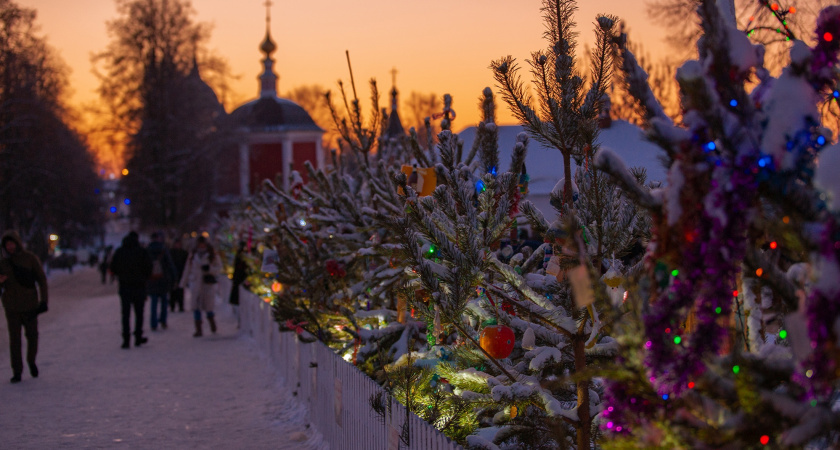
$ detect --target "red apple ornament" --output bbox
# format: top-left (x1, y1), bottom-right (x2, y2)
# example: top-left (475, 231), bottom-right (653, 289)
top-left (480, 325), bottom-right (515, 359)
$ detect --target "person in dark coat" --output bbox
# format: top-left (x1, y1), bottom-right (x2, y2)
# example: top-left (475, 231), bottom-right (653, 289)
top-left (99, 245), bottom-right (113, 284)
top-left (146, 232), bottom-right (177, 331)
top-left (0, 230), bottom-right (48, 383)
top-left (109, 231), bottom-right (152, 348)
top-left (169, 238), bottom-right (188, 313)
top-left (228, 241), bottom-right (249, 329)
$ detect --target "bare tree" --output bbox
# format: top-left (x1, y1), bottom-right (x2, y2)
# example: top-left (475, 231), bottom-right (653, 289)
top-left (404, 91), bottom-right (441, 150)
top-left (285, 84), bottom-right (340, 151)
top-left (0, 0), bottom-right (101, 253)
top-left (94, 0), bottom-right (232, 230)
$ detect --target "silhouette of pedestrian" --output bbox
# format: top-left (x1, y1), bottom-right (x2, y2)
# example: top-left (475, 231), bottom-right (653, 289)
top-left (146, 232), bottom-right (177, 331)
top-left (0, 231), bottom-right (48, 383)
top-left (169, 238), bottom-right (188, 313)
top-left (228, 241), bottom-right (249, 329)
top-left (109, 231), bottom-right (152, 348)
top-left (99, 245), bottom-right (113, 284)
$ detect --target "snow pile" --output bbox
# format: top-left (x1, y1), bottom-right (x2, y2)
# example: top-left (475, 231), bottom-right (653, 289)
top-left (815, 142), bottom-right (840, 211)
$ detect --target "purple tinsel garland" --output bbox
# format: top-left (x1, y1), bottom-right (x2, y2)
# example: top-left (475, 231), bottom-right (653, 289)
top-left (643, 155), bottom-right (755, 394)
top-left (802, 219), bottom-right (840, 392)
top-left (602, 4), bottom-right (840, 437)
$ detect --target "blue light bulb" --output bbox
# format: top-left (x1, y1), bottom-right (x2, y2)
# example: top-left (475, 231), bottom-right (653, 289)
top-left (729, 99), bottom-right (738, 107)
top-left (475, 180), bottom-right (486, 193)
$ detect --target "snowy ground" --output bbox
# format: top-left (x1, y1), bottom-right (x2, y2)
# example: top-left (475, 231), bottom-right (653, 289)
top-left (0, 267), bottom-right (326, 449)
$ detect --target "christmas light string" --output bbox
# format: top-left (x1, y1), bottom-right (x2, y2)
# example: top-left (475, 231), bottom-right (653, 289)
top-left (745, 1), bottom-right (797, 42)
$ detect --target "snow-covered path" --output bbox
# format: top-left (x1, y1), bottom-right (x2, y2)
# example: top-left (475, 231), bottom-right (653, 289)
top-left (0, 267), bottom-right (325, 449)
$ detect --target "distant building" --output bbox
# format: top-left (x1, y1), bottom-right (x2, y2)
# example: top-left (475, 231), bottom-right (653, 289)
top-left (213, 6), bottom-right (324, 201)
top-left (457, 120), bottom-right (667, 217)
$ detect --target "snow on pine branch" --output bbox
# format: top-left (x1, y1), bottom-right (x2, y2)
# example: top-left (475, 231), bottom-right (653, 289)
top-left (594, 146), bottom-right (661, 210)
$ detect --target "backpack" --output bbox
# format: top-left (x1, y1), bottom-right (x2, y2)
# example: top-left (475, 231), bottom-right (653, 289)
top-left (150, 255), bottom-right (164, 281)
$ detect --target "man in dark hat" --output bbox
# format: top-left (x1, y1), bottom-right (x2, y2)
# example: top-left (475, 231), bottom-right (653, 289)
top-left (0, 230), bottom-right (48, 383)
top-left (109, 231), bottom-right (152, 348)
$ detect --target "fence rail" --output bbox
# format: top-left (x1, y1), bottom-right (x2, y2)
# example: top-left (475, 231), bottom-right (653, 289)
top-left (239, 288), bottom-right (464, 450)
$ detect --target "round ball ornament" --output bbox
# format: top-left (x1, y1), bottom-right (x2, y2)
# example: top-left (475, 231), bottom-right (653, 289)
top-left (480, 325), bottom-right (515, 359)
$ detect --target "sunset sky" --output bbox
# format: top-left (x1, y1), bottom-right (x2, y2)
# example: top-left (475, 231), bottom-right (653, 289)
top-left (21, 0), bottom-right (668, 130)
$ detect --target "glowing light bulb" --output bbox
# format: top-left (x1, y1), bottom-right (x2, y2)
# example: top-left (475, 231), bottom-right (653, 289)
top-left (770, 241), bottom-right (777, 249)
top-left (825, 32), bottom-right (834, 42)
top-left (732, 365), bottom-right (740, 374)
top-left (671, 269), bottom-right (679, 277)
top-left (779, 330), bottom-right (787, 339)
top-left (715, 306), bottom-right (722, 314)
top-left (756, 268), bottom-right (764, 277)
top-left (732, 290), bottom-right (739, 297)
top-left (760, 435), bottom-right (770, 445)
top-left (770, 3), bottom-right (779, 11)
top-left (688, 381), bottom-right (695, 389)
top-left (674, 336), bottom-right (682, 344)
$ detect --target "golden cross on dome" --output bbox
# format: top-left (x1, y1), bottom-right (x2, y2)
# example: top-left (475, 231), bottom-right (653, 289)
top-left (264, 0), bottom-right (272, 26)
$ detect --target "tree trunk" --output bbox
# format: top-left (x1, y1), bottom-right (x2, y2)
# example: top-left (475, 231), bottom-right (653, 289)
top-left (563, 150), bottom-right (573, 206)
top-left (574, 336), bottom-right (591, 449)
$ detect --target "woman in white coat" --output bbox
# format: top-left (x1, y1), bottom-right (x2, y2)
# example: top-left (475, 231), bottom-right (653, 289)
top-left (179, 236), bottom-right (222, 337)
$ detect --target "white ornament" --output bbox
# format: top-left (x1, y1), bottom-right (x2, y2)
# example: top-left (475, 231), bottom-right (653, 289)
top-left (522, 327), bottom-right (536, 350)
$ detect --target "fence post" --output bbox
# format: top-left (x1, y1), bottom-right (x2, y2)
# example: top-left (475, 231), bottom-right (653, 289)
top-left (240, 290), bottom-right (463, 450)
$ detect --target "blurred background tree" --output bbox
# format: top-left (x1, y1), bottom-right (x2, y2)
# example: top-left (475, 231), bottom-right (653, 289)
top-left (0, 0), bottom-right (102, 256)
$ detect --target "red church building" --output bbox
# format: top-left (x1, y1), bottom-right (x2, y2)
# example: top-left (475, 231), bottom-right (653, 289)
top-left (220, 9), bottom-right (324, 198)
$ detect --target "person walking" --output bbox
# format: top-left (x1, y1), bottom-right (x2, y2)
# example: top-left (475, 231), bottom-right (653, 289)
top-left (180, 236), bottom-right (221, 337)
top-left (169, 238), bottom-right (188, 313)
top-left (228, 241), bottom-right (249, 329)
top-left (98, 245), bottom-right (113, 284)
top-left (109, 231), bottom-right (152, 349)
top-left (0, 231), bottom-right (48, 383)
top-left (146, 232), bottom-right (177, 331)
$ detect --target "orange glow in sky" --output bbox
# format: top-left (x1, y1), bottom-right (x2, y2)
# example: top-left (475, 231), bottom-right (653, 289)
top-left (22, 0), bottom-right (666, 131)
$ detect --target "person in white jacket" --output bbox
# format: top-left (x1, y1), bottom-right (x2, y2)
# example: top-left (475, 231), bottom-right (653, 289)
top-left (179, 236), bottom-right (222, 337)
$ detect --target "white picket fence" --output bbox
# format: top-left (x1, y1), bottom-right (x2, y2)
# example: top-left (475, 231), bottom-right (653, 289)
top-left (239, 288), bottom-right (464, 450)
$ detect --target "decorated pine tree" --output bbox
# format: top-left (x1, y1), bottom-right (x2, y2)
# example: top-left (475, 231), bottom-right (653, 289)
top-left (595, 1), bottom-right (840, 447)
top-left (372, 2), bottom-right (645, 445)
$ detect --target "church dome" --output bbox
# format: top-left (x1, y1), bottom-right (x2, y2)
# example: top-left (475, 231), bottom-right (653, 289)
top-left (230, 96), bottom-right (322, 132)
top-left (181, 64), bottom-right (225, 117)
